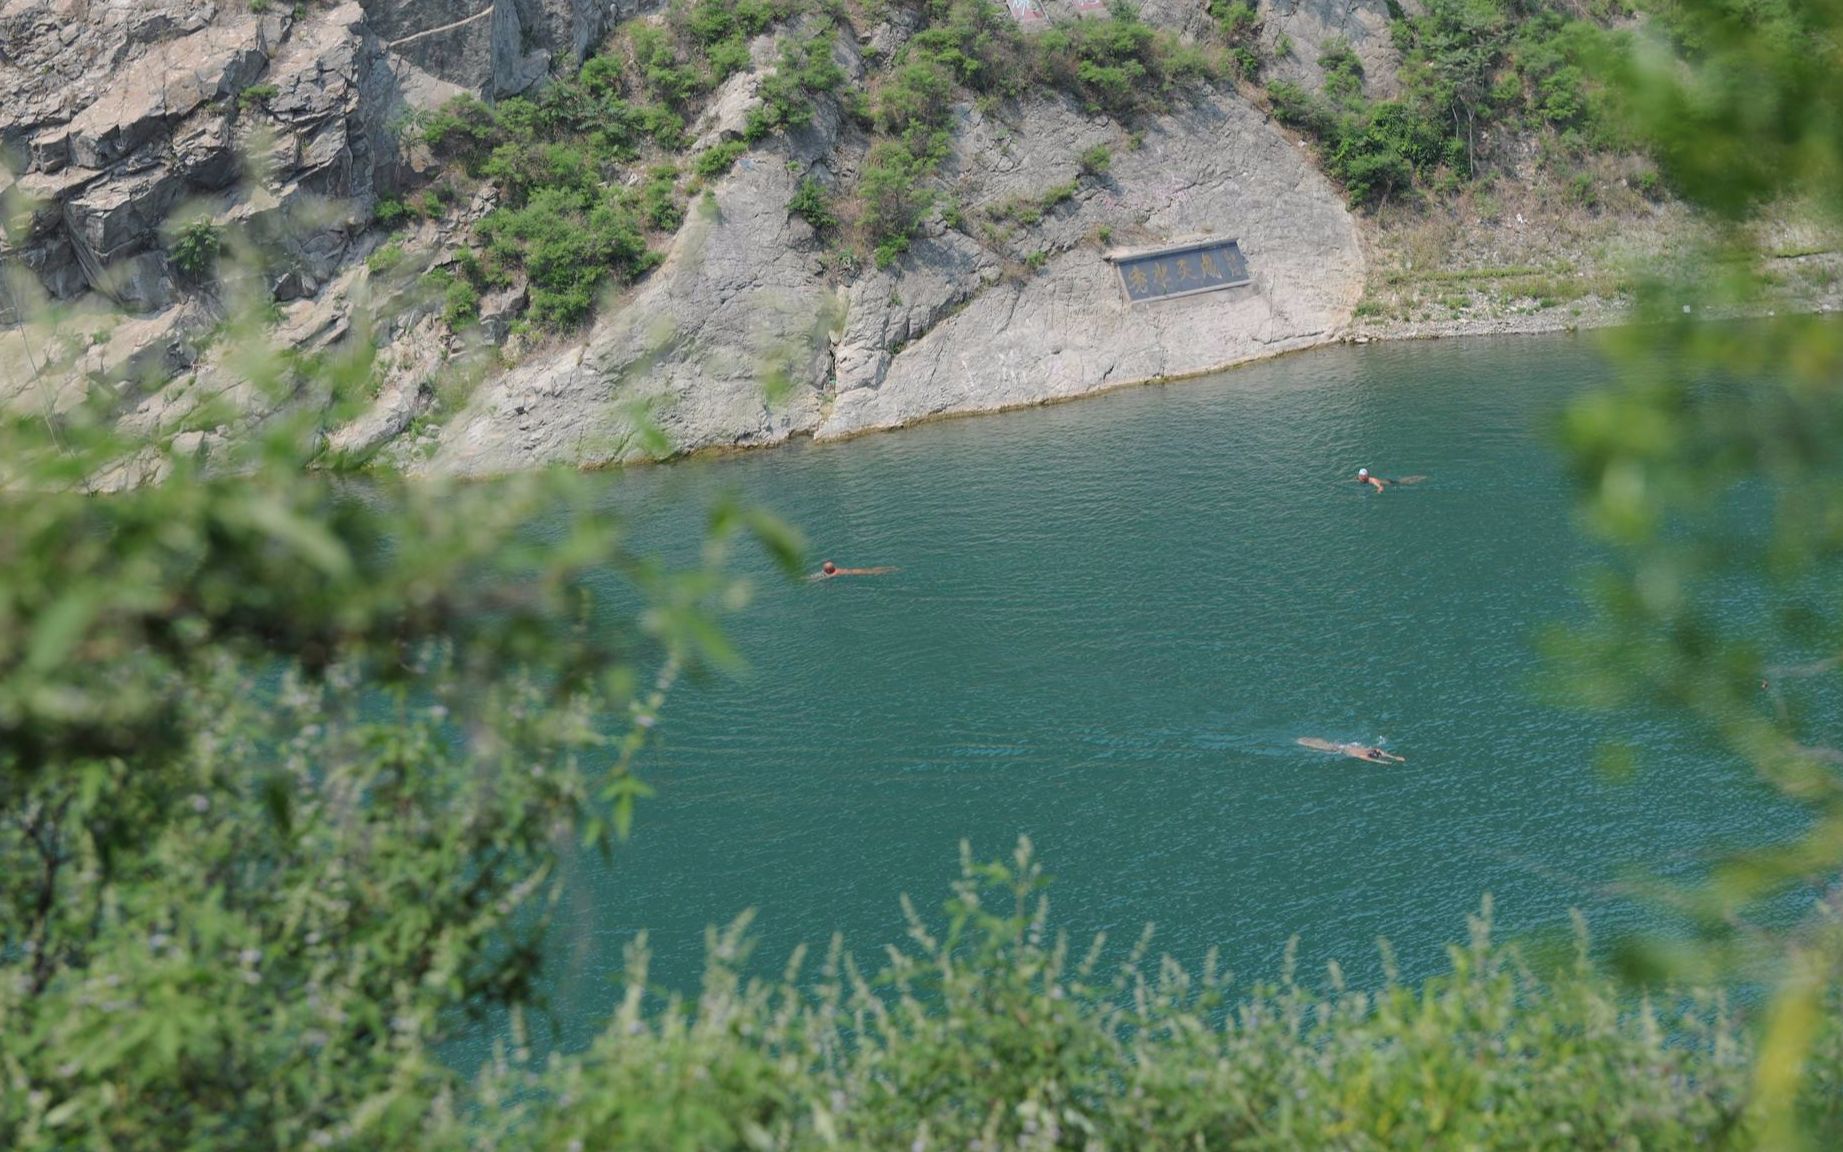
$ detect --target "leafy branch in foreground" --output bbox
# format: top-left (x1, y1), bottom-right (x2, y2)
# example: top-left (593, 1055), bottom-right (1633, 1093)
top-left (0, 270), bottom-right (803, 1147)
top-left (473, 839), bottom-right (1834, 1150)
top-left (1555, 0), bottom-right (1843, 1142)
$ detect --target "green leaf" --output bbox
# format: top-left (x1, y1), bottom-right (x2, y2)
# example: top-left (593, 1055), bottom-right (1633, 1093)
top-left (26, 590), bottom-right (97, 672)
top-left (222, 495), bottom-right (354, 577)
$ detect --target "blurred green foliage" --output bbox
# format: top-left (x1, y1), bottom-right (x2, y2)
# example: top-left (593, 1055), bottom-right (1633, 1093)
top-left (1607, 0), bottom-right (1843, 221)
top-left (1550, 0), bottom-right (1843, 1143)
top-left (0, 241), bottom-right (802, 1145)
top-left (470, 841), bottom-right (1836, 1150)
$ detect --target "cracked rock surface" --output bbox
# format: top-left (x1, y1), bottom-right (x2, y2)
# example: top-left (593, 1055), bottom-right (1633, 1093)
top-left (820, 91), bottom-right (1362, 440)
top-left (424, 79), bottom-right (1362, 473)
top-left (5, 1), bottom-right (1371, 474)
top-left (428, 88), bottom-right (850, 473)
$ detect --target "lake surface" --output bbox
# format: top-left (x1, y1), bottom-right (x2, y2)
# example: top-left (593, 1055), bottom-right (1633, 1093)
top-left (546, 333), bottom-right (1804, 1036)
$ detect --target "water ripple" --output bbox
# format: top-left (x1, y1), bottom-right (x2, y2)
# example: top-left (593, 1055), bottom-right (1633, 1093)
top-left (546, 334), bottom-right (1808, 1031)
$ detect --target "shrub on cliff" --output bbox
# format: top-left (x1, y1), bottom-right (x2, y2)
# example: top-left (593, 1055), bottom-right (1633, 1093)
top-left (421, 93), bottom-right (498, 169)
top-left (746, 27), bottom-right (849, 142)
top-left (168, 218), bottom-right (223, 282)
top-left (853, 0), bottom-right (1212, 263)
top-left (478, 187), bottom-right (658, 328)
top-left (1269, 0), bottom-right (1625, 205)
top-left (412, 2), bottom-right (851, 331)
top-left (1211, 0), bottom-right (1265, 78)
top-left (788, 176), bottom-right (837, 234)
top-left (1036, 12), bottom-right (1216, 118)
top-left (860, 141), bottom-right (937, 265)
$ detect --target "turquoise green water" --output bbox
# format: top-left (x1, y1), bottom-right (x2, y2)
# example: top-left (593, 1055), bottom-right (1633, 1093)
top-left (549, 333), bottom-right (1802, 1033)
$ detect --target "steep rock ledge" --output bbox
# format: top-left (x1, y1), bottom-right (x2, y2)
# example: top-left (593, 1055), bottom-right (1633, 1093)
top-left (424, 31), bottom-right (854, 473)
top-left (822, 92), bottom-right (1362, 439)
top-left (4, 0), bottom-right (1374, 473)
top-left (420, 81), bottom-right (1363, 473)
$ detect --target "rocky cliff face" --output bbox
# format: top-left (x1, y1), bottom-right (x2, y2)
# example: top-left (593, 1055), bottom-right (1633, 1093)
top-left (1257, 0), bottom-right (1403, 96)
top-left (361, 0), bottom-right (662, 98)
top-left (2, 2), bottom-right (421, 313)
top-left (2, 0), bottom-right (1383, 473)
top-left (819, 92), bottom-right (1360, 442)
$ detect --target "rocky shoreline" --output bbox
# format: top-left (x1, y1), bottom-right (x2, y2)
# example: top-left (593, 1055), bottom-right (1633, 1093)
top-left (7, 0), bottom-right (1835, 480)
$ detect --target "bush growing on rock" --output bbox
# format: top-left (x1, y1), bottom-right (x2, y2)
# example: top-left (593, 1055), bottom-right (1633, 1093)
top-left (405, 3), bottom-right (848, 333)
top-left (1212, 0), bottom-right (1265, 78)
top-left (860, 141), bottom-right (936, 265)
top-left (364, 240), bottom-right (405, 275)
top-left (851, 0), bottom-right (1210, 260)
top-left (693, 139), bottom-right (748, 180)
top-left (236, 82), bottom-right (278, 113)
top-left (1267, 0), bottom-right (1626, 206)
top-left (478, 187), bottom-right (658, 328)
top-left (442, 275), bottom-right (481, 328)
top-left (420, 93), bottom-right (498, 169)
top-left (1036, 13), bottom-right (1215, 119)
top-left (641, 163), bottom-right (685, 231)
top-left (168, 218), bottom-right (223, 282)
top-left (372, 197), bottom-right (411, 229)
top-left (745, 28), bottom-right (848, 142)
top-left (788, 176), bottom-right (837, 234)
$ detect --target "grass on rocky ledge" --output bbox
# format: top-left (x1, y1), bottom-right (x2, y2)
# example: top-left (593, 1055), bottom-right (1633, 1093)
top-left (402, 0), bottom-right (1675, 332)
top-left (858, 0), bottom-right (1228, 266)
top-left (416, 0), bottom-right (842, 330)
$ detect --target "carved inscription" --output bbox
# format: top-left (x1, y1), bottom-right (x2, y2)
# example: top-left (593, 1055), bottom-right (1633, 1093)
top-left (1111, 238), bottom-right (1250, 304)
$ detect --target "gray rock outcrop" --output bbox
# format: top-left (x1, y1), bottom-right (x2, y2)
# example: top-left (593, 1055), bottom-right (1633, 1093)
top-left (821, 92), bottom-right (1362, 439)
top-left (421, 68), bottom-right (1363, 473)
top-left (1259, 0), bottom-right (1402, 97)
top-left (1, 1), bottom-right (426, 314)
top-left (363, 0), bottom-right (663, 96)
top-left (6, 0), bottom-right (1373, 475)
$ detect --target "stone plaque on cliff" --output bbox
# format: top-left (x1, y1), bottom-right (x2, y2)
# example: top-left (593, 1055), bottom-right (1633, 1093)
top-left (1108, 239), bottom-right (1251, 304)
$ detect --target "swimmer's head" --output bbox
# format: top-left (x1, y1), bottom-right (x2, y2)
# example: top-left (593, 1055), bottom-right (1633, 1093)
top-left (822, 561), bottom-right (837, 574)
top-left (1357, 468), bottom-right (1370, 479)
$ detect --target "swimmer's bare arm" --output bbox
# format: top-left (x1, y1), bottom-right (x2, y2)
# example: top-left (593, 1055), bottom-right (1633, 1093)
top-left (1365, 476), bottom-right (1386, 493)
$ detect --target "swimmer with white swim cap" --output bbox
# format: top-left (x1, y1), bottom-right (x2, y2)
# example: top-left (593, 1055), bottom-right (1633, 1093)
top-left (1357, 467), bottom-right (1385, 493)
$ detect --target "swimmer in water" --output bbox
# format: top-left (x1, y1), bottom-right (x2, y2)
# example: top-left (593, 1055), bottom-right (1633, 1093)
top-left (1355, 469), bottom-right (1429, 492)
top-left (1297, 737), bottom-right (1405, 763)
top-left (810, 560), bottom-right (900, 580)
